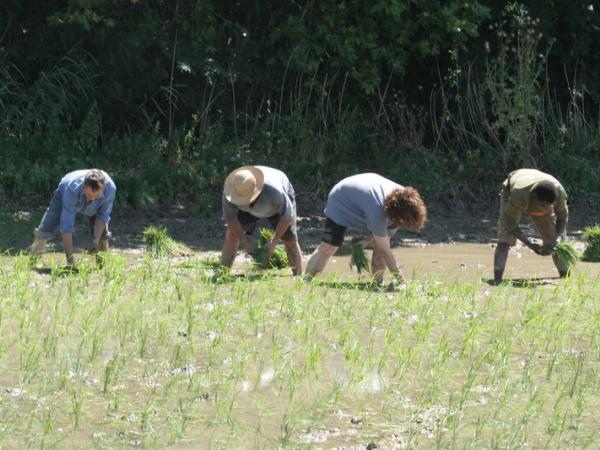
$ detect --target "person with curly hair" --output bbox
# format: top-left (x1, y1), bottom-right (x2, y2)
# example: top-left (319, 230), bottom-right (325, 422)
top-left (305, 173), bottom-right (427, 283)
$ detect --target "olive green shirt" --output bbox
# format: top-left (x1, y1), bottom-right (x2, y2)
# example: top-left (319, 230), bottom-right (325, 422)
top-left (500, 169), bottom-right (568, 234)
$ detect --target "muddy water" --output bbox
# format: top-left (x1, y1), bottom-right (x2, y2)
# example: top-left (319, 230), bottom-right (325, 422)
top-left (321, 243), bottom-right (600, 283)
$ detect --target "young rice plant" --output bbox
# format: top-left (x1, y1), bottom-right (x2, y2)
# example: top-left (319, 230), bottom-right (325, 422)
top-left (252, 228), bottom-right (289, 269)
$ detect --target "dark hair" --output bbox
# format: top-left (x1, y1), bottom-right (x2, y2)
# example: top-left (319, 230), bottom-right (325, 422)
top-left (532, 180), bottom-right (558, 203)
top-left (383, 187), bottom-right (427, 230)
top-left (83, 169), bottom-right (106, 191)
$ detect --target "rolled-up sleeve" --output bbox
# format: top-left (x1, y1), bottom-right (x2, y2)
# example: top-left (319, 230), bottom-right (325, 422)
top-left (278, 193), bottom-right (295, 221)
top-left (554, 189), bottom-right (569, 221)
top-left (60, 190), bottom-right (78, 233)
top-left (222, 194), bottom-right (238, 221)
top-left (97, 190), bottom-right (115, 224)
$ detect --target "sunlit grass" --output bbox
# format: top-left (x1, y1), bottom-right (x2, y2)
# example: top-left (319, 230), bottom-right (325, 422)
top-left (0, 252), bottom-right (599, 448)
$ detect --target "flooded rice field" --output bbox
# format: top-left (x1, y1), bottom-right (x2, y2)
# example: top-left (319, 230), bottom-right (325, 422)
top-left (0, 241), bottom-right (599, 448)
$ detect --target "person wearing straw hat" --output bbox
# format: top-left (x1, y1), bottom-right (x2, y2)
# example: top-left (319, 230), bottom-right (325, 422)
top-left (304, 173), bottom-right (427, 283)
top-left (29, 169), bottom-right (117, 266)
top-left (221, 165), bottom-right (303, 275)
top-left (494, 168), bottom-right (569, 283)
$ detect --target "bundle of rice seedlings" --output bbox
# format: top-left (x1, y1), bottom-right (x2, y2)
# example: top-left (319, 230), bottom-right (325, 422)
top-left (251, 228), bottom-right (289, 270)
top-left (582, 225), bottom-right (600, 262)
top-left (553, 242), bottom-right (579, 273)
top-left (349, 243), bottom-right (369, 274)
top-left (142, 226), bottom-right (191, 257)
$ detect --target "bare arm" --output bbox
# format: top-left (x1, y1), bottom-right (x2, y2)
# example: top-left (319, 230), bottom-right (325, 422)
top-left (372, 235), bottom-right (404, 281)
top-left (226, 217), bottom-right (252, 253)
top-left (62, 232), bottom-right (74, 264)
top-left (92, 217), bottom-right (106, 247)
top-left (266, 219), bottom-right (292, 257)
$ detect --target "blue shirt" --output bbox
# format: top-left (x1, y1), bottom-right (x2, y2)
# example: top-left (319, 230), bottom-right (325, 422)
top-left (56, 170), bottom-right (117, 233)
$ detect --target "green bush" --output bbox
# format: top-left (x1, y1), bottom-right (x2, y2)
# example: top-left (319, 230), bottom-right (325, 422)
top-left (582, 226), bottom-right (600, 262)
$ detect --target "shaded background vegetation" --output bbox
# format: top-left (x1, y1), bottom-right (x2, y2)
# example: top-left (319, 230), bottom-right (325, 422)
top-left (1, 0), bottom-right (599, 209)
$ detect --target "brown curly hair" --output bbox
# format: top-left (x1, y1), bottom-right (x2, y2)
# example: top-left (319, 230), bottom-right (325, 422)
top-left (383, 187), bottom-right (427, 230)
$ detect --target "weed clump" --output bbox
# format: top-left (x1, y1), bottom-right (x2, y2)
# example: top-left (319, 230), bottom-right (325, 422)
top-left (582, 226), bottom-right (600, 262)
top-left (142, 226), bottom-right (191, 257)
top-left (251, 228), bottom-right (288, 270)
top-left (554, 242), bottom-right (579, 273)
top-left (350, 244), bottom-right (369, 274)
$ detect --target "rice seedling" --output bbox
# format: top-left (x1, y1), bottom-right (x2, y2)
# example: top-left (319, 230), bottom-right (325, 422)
top-left (178, 257), bottom-right (234, 283)
top-left (142, 226), bottom-right (191, 257)
top-left (1, 240), bottom-right (599, 448)
top-left (553, 242), bottom-right (579, 273)
top-left (251, 228), bottom-right (288, 270)
top-left (581, 225), bottom-right (600, 262)
top-left (349, 243), bottom-right (369, 274)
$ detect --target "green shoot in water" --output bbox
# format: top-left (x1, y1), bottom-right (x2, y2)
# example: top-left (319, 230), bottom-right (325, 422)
top-left (350, 244), bottom-right (369, 274)
top-left (252, 228), bottom-right (289, 269)
top-left (553, 242), bottom-right (579, 274)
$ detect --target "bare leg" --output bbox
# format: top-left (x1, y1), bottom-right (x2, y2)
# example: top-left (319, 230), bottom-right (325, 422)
top-left (371, 247), bottom-right (385, 283)
top-left (221, 228), bottom-right (241, 268)
top-left (283, 239), bottom-right (303, 276)
top-left (552, 253), bottom-right (568, 278)
top-left (29, 238), bottom-right (48, 255)
top-left (493, 243), bottom-right (510, 284)
top-left (304, 242), bottom-right (339, 279)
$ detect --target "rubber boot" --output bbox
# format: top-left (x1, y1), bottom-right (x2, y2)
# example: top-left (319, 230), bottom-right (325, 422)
top-left (493, 243), bottom-right (510, 284)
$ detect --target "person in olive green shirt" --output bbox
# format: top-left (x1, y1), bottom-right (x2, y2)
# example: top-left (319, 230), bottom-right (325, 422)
top-left (494, 169), bottom-right (569, 283)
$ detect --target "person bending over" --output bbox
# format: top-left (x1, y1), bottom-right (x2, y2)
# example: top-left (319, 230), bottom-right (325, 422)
top-left (305, 173), bottom-right (427, 283)
top-left (494, 168), bottom-right (569, 283)
top-left (221, 165), bottom-right (303, 275)
top-left (30, 169), bottom-right (117, 266)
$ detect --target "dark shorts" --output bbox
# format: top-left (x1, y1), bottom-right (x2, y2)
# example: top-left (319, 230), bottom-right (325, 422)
top-left (321, 217), bottom-right (347, 247)
top-left (237, 210), bottom-right (298, 242)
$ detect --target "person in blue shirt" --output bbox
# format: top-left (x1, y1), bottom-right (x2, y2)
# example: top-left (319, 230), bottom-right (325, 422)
top-left (29, 169), bottom-right (117, 265)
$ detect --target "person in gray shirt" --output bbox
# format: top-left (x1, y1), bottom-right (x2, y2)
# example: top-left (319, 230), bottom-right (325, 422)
top-left (221, 165), bottom-right (303, 274)
top-left (305, 173), bottom-right (427, 283)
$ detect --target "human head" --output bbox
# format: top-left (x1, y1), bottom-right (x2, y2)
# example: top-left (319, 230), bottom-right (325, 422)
top-left (383, 187), bottom-right (427, 230)
top-left (83, 169), bottom-right (106, 201)
top-left (532, 180), bottom-right (558, 205)
top-left (224, 166), bottom-right (265, 206)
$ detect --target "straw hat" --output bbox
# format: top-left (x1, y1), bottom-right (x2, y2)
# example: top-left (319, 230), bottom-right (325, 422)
top-left (223, 166), bottom-right (265, 206)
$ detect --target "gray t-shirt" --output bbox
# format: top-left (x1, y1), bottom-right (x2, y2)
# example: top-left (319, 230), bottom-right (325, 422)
top-left (222, 166), bottom-right (296, 221)
top-left (325, 173), bottom-right (402, 237)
